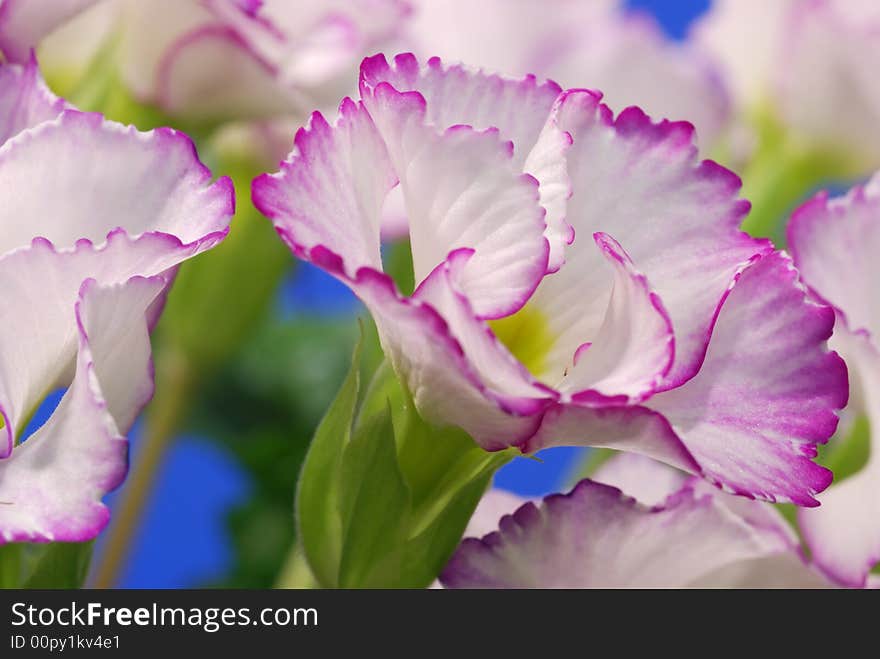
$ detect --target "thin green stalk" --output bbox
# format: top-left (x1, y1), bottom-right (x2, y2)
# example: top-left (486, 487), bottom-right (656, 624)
top-left (89, 344), bottom-right (195, 589)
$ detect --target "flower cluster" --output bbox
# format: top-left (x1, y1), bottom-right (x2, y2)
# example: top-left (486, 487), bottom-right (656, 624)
top-left (1, 0), bottom-right (878, 590)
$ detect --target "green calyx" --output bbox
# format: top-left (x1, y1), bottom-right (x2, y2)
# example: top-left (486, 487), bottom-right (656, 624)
top-left (293, 328), bottom-right (515, 589)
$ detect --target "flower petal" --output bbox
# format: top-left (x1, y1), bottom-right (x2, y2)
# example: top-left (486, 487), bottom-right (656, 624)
top-left (352, 266), bottom-right (545, 451)
top-left (359, 53), bottom-right (562, 169)
top-left (0, 110), bottom-right (233, 256)
top-left (0, 57), bottom-right (67, 145)
top-left (360, 53), bottom-right (569, 275)
top-left (649, 252), bottom-right (847, 505)
top-left (0, 232), bottom-right (224, 460)
top-left (556, 232), bottom-right (674, 404)
top-left (114, 0), bottom-right (215, 103)
top-left (530, 90), bottom-right (769, 386)
top-left (155, 24), bottom-right (305, 121)
top-left (691, 553), bottom-right (832, 589)
top-left (440, 477), bottom-right (792, 588)
top-left (592, 452), bottom-right (687, 507)
top-left (0, 0), bottom-right (102, 62)
top-left (526, 403), bottom-right (699, 474)
top-left (788, 175), bottom-right (880, 339)
top-left (412, 249), bottom-right (555, 411)
top-left (0, 276), bottom-right (165, 544)
top-left (594, 452), bottom-right (802, 548)
top-left (251, 98), bottom-right (396, 279)
top-left (592, 453), bottom-right (826, 587)
top-left (360, 74), bottom-right (549, 318)
top-left (799, 327), bottom-right (880, 587)
top-left (0, 111), bottom-right (233, 458)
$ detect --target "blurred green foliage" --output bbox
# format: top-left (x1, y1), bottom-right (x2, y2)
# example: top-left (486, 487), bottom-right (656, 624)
top-left (187, 314), bottom-right (364, 587)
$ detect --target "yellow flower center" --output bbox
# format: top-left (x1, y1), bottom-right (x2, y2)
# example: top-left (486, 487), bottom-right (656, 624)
top-left (488, 305), bottom-right (552, 378)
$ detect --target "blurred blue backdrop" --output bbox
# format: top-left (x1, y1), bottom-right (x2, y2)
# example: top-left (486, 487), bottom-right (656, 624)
top-left (63, 0), bottom-right (709, 588)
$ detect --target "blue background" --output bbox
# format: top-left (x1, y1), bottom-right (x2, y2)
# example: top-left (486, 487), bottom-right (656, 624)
top-left (60, 0), bottom-right (709, 588)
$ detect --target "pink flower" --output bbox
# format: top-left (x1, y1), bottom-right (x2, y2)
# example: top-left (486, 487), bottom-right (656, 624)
top-left (253, 53), bottom-right (847, 506)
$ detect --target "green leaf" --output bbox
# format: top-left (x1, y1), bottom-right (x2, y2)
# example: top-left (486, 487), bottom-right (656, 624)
top-left (295, 338), bottom-right (363, 588)
top-left (338, 405), bottom-right (411, 588)
top-left (401, 466), bottom-right (497, 586)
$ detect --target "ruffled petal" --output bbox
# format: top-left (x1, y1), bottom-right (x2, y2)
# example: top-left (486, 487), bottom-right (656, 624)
top-left (0, 111), bottom-right (233, 458)
top-left (440, 477), bottom-right (792, 588)
top-left (359, 53), bottom-right (562, 169)
top-left (407, 1), bottom-right (729, 143)
top-left (361, 53), bottom-right (570, 274)
top-left (352, 267), bottom-right (545, 451)
top-left (359, 75), bottom-right (549, 318)
top-left (0, 57), bottom-right (67, 145)
top-left (251, 98), bottom-right (396, 278)
top-left (0, 110), bottom-right (233, 256)
top-left (463, 488), bottom-right (527, 540)
top-left (0, 233), bottom-right (225, 459)
top-left (789, 176), bottom-right (880, 586)
top-left (788, 174), bottom-right (880, 339)
top-left (530, 90), bottom-right (770, 386)
top-left (0, 0), bottom-right (102, 62)
top-left (453, 453), bottom-right (827, 588)
top-left (556, 232), bottom-right (674, 404)
top-left (594, 453), bottom-right (803, 550)
top-left (412, 249), bottom-right (555, 412)
top-left (799, 327), bottom-right (880, 587)
top-left (649, 252), bottom-right (848, 505)
top-left (0, 276), bottom-right (165, 544)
